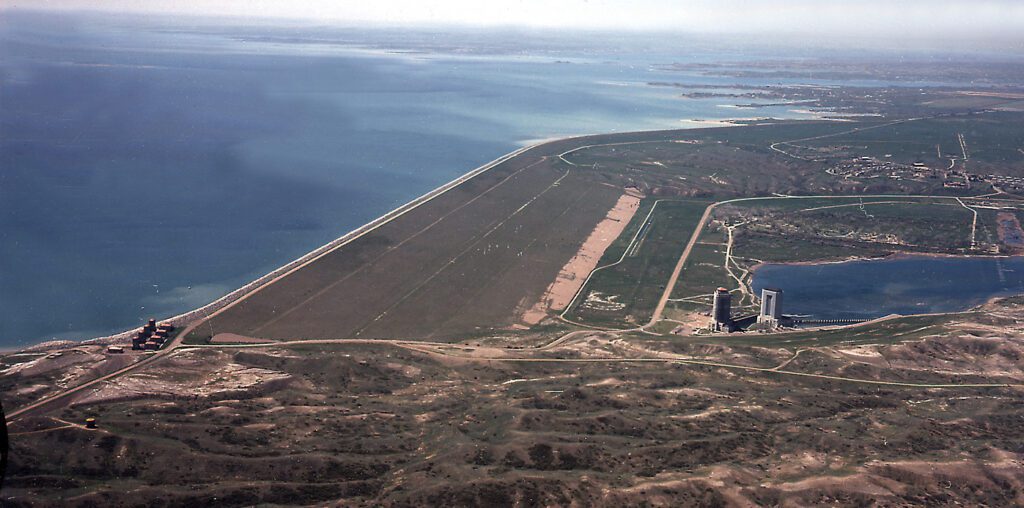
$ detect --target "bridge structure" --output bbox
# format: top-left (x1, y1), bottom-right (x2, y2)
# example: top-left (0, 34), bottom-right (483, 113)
top-left (790, 318), bottom-right (868, 326)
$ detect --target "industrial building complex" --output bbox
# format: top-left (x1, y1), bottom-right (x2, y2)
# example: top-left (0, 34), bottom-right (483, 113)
top-left (710, 287), bottom-right (789, 333)
top-left (131, 319), bottom-right (175, 351)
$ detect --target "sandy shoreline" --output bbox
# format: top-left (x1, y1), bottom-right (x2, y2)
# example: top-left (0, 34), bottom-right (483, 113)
top-left (677, 118), bottom-right (771, 128)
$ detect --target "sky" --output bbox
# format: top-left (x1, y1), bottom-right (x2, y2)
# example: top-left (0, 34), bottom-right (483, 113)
top-left (11, 0), bottom-right (1024, 36)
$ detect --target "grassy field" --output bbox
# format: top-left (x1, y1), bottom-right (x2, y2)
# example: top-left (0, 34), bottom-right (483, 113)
top-left (669, 242), bottom-right (731, 300)
top-left (563, 199), bottom-right (710, 328)
top-left (192, 150), bottom-right (622, 342)
top-left (798, 111), bottom-right (1024, 174)
top-left (730, 199), bottom-right (980, 259)
top-left (662, 194), bottom-right (1009, 324)
top-left (189, 130), bottom-right (734, 343)
top-left (564, 136), bottom-right (837, 199)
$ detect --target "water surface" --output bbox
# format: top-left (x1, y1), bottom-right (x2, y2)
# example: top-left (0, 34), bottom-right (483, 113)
top-left (0, 11), bottom-right (1004, 347)
top-left (751, 255), bottom-right (1024, 320)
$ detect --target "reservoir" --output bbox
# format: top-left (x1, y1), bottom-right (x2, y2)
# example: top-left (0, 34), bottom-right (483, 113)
top-left (2, 12), bottom-right (831, 348)
top-left (0, 12), bottom-right (999, 347)
top-left (750, 255), bottom-right (1024, 320)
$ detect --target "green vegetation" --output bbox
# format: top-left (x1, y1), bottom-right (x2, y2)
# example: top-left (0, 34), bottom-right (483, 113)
top-left (186, 109), bottom-right (1024, 343)
top-left (564, 199), bottom-right (709, 327)
top-left (731, 200), bottom-right (980, 263)
top-left (183, 330), bottom-right (212, 345)
top-left (659, 193), bottom-right (1015, 324)
top-left (594, 198), bottom-right (659, 263)
top-left (799, 112), bottom-right (1024, 173)
top-left (670, 242), bottom-right (730, 300)
top-left (197, 149), bottom-right (625, 342)
top-left (734, 232), bottom-right (872, 262)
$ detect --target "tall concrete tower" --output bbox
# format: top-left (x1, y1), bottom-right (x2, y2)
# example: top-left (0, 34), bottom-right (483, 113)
top-left (711, 287), bottom-right (732, 332)
top-left (758, 287), bottom-right (783, 327)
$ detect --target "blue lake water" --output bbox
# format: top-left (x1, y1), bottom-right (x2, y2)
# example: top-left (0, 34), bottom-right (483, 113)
top-left (0, 11), bottom-right (1005, 347)
top-left (751, 256), bottom-right (1024, 320)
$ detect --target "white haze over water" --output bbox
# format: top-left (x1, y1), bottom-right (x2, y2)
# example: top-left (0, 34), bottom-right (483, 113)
top-left (18, 0), bottom-right (1024, 49)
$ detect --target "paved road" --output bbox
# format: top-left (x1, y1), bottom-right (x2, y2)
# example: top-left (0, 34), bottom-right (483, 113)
top-left (642, 192), bottom-right (1014, 331)
top-left (559, 198), bottom-right (684, 325)
top-left (646, 201), bottom-right (715, 327)
top-left (3, 326), bottom-right (592, 424)
top-left (5, 328), bottom-right (190, 423)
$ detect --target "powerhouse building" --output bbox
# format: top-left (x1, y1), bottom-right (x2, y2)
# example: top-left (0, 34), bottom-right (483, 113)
top-left (757, 288), bottom-right (784, 327)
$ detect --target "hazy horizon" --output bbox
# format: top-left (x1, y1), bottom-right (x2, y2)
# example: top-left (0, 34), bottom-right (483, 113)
top-left (5, 1), bottom-right (1024, 52)
top-left (3, 8), bottom-right (1023, 56)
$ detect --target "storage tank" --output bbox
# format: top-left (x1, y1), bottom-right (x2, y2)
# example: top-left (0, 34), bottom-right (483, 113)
top-left (711, 287), bottom-right (732, 331)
